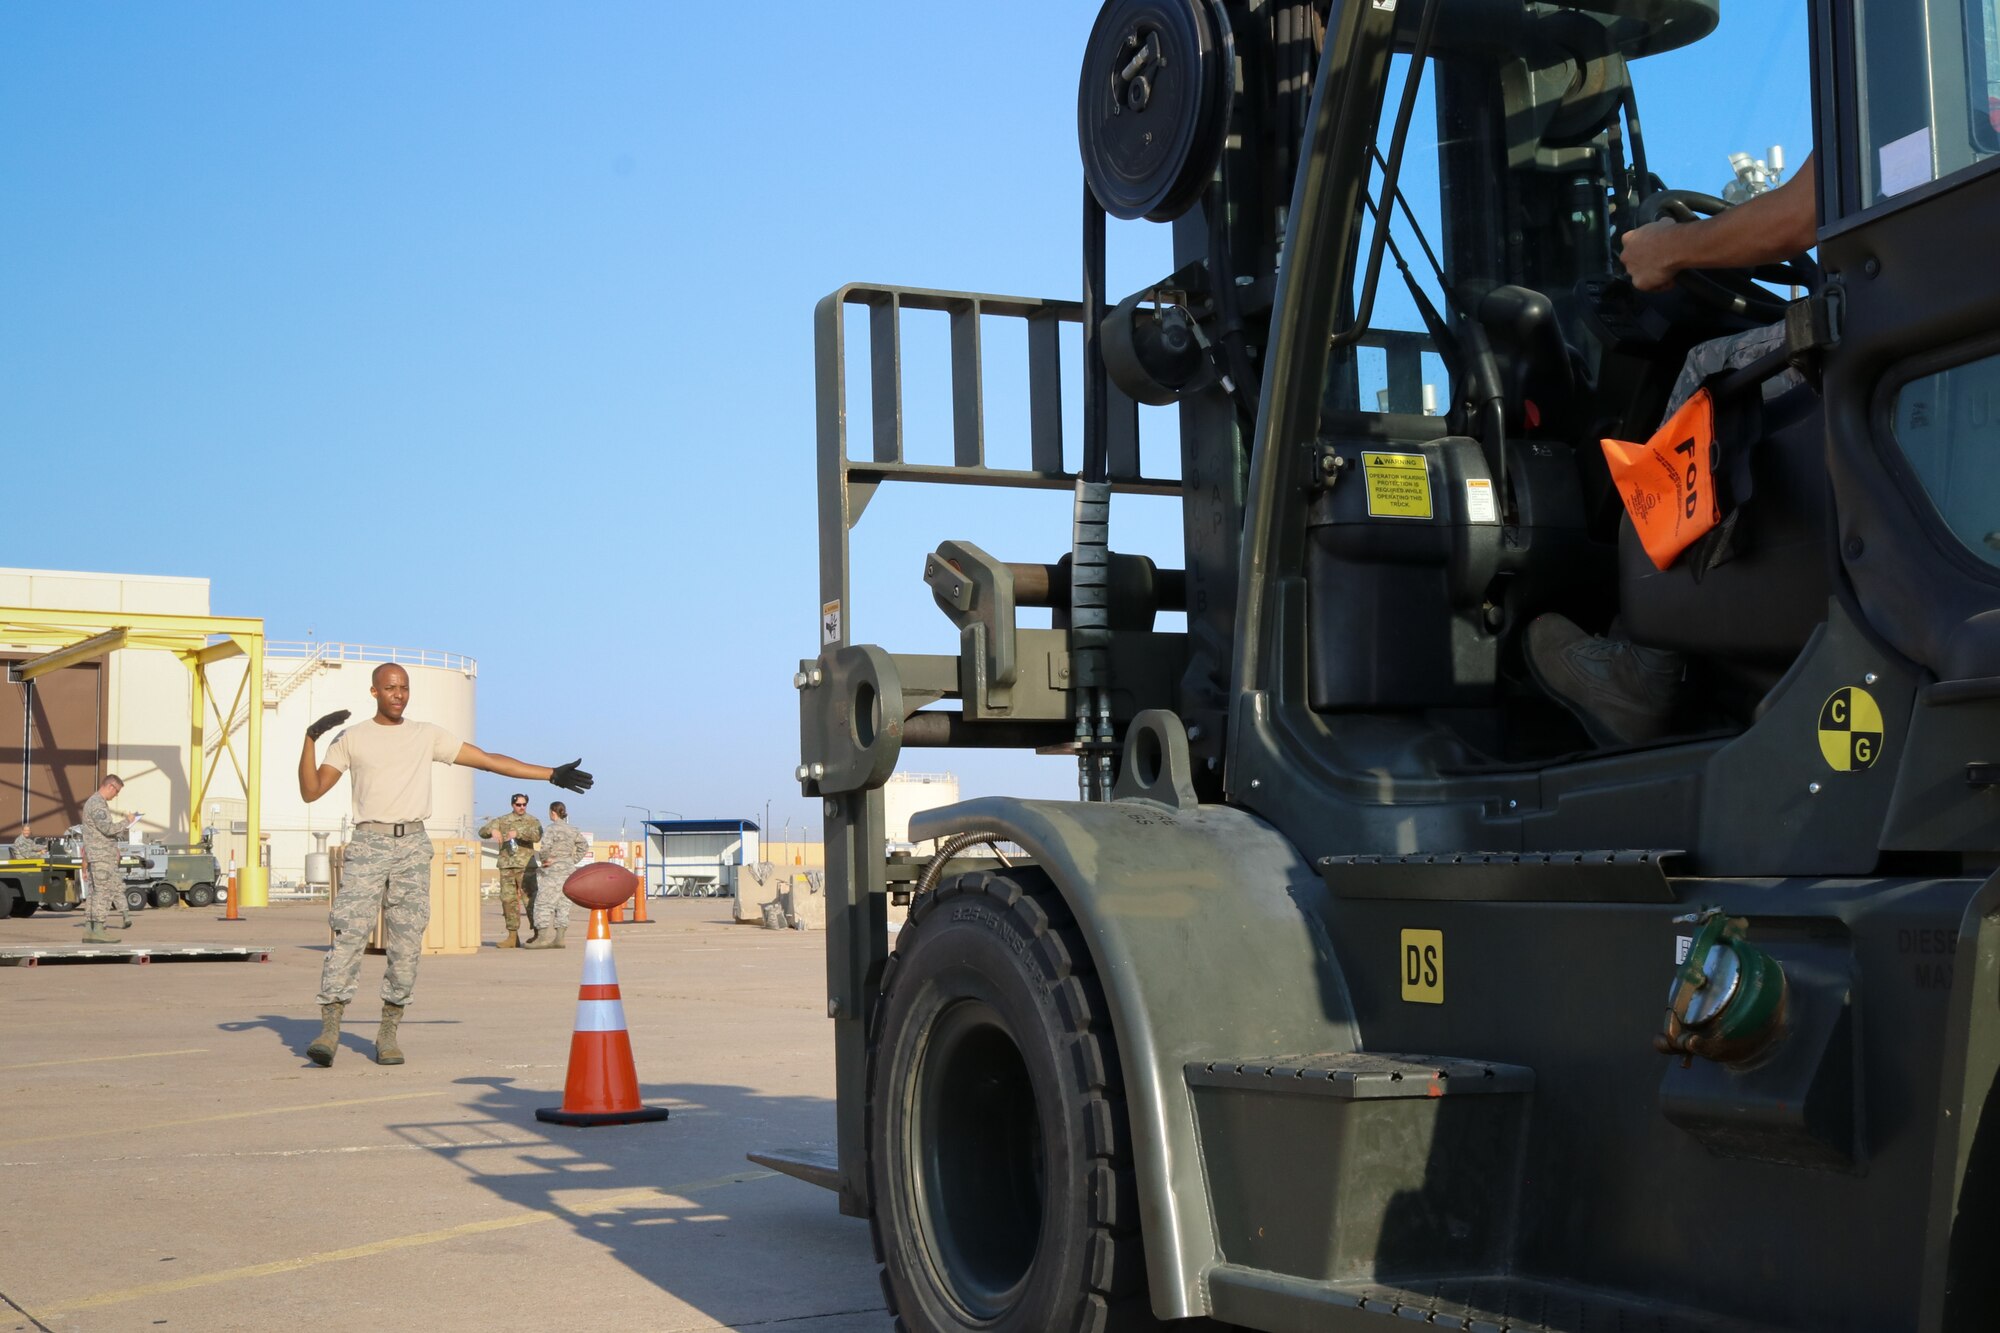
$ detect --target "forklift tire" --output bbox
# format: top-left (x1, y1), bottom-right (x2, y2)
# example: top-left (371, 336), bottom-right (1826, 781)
top-left (867, 868), bottom-right (1179, 1333)
top-left (186, 883), bottom-right (215, 908)
top-left (1, 881), bottom-right (25, 917)
top-left (125, 887), bottom-right (148, 912)
top-left (151, 884), bottom-right (180, 909)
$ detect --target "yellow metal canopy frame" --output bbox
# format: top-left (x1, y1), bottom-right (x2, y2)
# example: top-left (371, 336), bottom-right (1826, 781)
top-left (1, 607), bottom-right (270, 907)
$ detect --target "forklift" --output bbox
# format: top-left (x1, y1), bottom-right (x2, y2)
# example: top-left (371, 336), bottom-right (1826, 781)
top-left (778, 1), bottom-right (2000, 1328)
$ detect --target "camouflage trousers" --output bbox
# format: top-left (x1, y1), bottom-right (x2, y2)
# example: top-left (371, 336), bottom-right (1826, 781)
top-left (83, 857), bottom-right (124, 927)
top-left (532, 863), bottom-right (575, 932)
top-left (498, 864), bottom-right (529, 933)
top-left (317, 825), bottom-right (434, 1008)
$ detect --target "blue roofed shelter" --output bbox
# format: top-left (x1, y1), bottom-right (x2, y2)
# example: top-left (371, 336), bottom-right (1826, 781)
top-left (641, 818), bottom-right (762, 898)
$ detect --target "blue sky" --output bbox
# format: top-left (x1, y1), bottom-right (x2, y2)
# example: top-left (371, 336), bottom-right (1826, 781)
top-left (0, 3), bottom-right (1811, 839)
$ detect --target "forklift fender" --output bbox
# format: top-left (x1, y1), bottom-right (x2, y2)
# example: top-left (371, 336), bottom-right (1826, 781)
top-left (909, 796), bottom-right (1356, 1320)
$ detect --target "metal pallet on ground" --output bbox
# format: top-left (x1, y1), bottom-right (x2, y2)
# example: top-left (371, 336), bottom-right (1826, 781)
top-left (0, 943), bottom-right (273, 967)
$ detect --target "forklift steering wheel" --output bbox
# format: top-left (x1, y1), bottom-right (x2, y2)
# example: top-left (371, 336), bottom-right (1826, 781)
top-left (1623, 188), bottom-right (1819, 324)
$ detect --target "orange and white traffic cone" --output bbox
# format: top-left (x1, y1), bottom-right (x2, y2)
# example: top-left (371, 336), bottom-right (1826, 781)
top-left (535, 908), bottom-right (670, 1127)
top-left (223, 849), bottom-right (243, 923)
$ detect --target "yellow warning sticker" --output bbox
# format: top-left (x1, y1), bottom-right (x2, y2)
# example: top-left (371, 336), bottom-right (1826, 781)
top-left (1400, 928), bottom-right (1444, 1004)
top-left (1818, 686), bottom-right (1884, 772)
top-left (1364, 452), bottom-right (1433, 519)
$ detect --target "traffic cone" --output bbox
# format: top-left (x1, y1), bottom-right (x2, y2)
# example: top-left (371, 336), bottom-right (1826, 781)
top-left (223, 849), bottom-right (243, 923)
top-left (629, 879), bottom-right (652, 924)
top-left (535, 908), bottom-right (670, 1127)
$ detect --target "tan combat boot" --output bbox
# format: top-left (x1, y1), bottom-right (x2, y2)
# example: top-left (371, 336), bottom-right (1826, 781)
top-left (521, 929), bottom-right (557, 950)
top-left (307, 1001), bottom-right (345, 1066)
top-left (553, 926), bottom-right (567, 949)
top-left (82, 925), bottom-right (117, 944)
top-left (497, 929), bottom-right (520, 948)
top-left (375, 1003), bottom-right (406, 1065)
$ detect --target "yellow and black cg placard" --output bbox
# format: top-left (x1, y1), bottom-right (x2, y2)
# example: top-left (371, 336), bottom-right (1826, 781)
top-left (1817, 686), bottom-right (1883, 772)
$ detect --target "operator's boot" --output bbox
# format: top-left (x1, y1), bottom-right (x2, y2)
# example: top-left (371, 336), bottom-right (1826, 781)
top-left (307, 1001), bottom-right (345, 1067)
top-left (521, 927), bottom-right (558, 949)
top-left (553, 926), bottom-right (567, 949)
top-left (497, 929), bottom-right (521, 949)
top-left (1526, 614), bottom-right (1685, 748)
top-left (81, 925), bottom-right (117, 944)
top-left (375, 1003), bottom-right (406, 1066)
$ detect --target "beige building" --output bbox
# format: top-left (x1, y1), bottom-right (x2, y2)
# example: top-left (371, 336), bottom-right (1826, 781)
top-left (0, 566), bottom-right (476, 887)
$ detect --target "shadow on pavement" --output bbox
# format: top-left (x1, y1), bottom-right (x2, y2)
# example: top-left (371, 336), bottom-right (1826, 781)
top-left (217, 1012), bottom-right (463, 1066)
top-left (384, 1074), bottom-right (878, 1327)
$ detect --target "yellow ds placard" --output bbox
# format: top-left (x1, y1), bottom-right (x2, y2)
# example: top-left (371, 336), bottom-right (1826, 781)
top-left (1400, 929), bottom-right (1444, 1004)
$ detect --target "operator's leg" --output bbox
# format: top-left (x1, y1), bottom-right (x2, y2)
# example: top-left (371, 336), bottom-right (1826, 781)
top-left (318, 830), bottom-right (392, 1007)
top-left (1528, 324), bottom-right (1798, 745)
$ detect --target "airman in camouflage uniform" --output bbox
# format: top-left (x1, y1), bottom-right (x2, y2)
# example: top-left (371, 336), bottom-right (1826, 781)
top-left (522, 801), bottom-right (585, 949)
top-left (297, 662), bottom-right (595, 1067)
top-left (10, 832), bottom-right (46, 859)
top-left (479, 796), bottom-right (542, 947)
top-left (80, 776), bottom-right (137, 942)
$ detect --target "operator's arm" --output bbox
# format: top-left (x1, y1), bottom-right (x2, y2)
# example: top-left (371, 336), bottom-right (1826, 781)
top-left (453, 745), bottom-right (594, 792)
top-left (1621, 154), bottom-right (1817, 292)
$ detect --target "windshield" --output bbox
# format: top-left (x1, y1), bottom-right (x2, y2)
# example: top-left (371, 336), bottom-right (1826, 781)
top-left (1323, 4), bottom-right (1812, 427)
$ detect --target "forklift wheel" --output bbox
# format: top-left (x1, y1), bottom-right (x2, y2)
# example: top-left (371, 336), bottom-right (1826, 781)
top-left (866, 869), bottom-right (1176, 1332)
top-left (124, 887), bottom-right (148, 912)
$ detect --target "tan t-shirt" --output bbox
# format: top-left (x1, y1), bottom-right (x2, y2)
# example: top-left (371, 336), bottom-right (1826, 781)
top-left (323, 719), bottom-right (464, 823)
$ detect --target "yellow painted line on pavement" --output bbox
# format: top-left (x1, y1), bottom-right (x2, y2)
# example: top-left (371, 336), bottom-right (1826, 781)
top-left (10, 1091), bottom-right (441, 1147)
top-left (0, 1047), bottom-right (206, 1071)
top-left (32, 1169), bottom-right (776, 1317)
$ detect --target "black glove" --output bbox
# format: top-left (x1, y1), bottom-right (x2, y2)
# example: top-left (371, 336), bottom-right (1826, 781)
top-left (550, 759), bottom-right (593, 793)
top-left (307, 710), bottom-right (351, 741)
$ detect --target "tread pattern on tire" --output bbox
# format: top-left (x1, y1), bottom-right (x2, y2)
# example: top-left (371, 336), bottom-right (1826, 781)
top-left (865, 868), bottom-right (1161, 1333)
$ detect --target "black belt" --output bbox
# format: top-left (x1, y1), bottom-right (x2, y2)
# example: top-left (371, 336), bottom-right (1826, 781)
top-left (354, 820), bottom-right (425, 838)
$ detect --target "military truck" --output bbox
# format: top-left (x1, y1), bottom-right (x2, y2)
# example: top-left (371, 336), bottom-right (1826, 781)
top-left (122, 842), bottom-right (223, 910)
top-left (777, 0), bottom-right (2000, 1329)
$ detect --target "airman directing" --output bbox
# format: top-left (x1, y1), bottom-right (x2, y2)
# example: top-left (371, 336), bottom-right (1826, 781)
top-left (298, 662), bottom-right (592, 1067)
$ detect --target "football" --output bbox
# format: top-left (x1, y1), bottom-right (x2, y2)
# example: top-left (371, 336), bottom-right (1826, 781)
top-left (563, 861), bottom-right (639, 911)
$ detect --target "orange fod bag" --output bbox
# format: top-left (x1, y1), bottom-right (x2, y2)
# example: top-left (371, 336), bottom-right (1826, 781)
top-left (1601, 388), bottom-right (1721, 572)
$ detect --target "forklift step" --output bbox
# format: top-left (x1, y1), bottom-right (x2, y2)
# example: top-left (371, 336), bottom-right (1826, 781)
top-left (1207, 1267), bottom-right (1787, 1332)
top-left (0, 943), bottom-right (273, 967)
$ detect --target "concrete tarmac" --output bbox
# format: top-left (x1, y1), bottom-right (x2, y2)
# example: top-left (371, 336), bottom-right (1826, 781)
top-left (0, 898), bottom-right (887, 1332)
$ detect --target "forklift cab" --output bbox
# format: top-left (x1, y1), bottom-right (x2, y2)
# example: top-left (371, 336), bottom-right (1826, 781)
top-left (1227, 0), bottom-right (2000, 877)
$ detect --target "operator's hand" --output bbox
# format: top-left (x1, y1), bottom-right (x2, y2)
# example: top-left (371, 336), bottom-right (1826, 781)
top-left (1617, 218), bottom-right (1686, 293)
top-left (307, 709), bottom-right (351, 741)
top-left (549, 759), bottom-right (594, 793)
